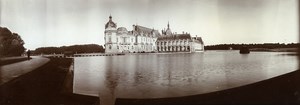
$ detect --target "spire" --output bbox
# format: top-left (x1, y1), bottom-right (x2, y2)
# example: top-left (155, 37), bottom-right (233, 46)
top-left (135, 18), bottom-right (138, 26)
top-left (165, 21), bottom-right (172, 35)
top-left (167, 21), bottom-right (170, 29)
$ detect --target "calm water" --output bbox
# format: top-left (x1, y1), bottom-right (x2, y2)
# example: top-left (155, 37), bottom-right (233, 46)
top-left (73, 51), bottom-right (298, 99)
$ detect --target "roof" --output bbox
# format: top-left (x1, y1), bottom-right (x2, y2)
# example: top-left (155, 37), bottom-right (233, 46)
top-left (105, 16), bottom-right (117, 29)
top-left (134, 25), bottom-right (161, 37)
top-left (192, 37), bottom-right (204, 44)
top-left (165, 22), bottom-right (172, 35)
top-left (158, 34), bottom-right (191, 40)
top-left (117, 27), bottom-right (127, 32)
top-left (165, 28), bottom-right (172, 35)
top-left (152, 30), bottom-right (161, 37)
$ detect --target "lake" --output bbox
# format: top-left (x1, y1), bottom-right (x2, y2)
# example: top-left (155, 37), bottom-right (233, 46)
top-left (73, 51), bottom-right (298, 100)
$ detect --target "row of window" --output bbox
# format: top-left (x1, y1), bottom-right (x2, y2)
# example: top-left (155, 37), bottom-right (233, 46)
top-left (158, 46), bottom-right (190, 51)
top-left (157, 40), bottom-right (189, 44)
top-left (107, 45), bottom-right (155, 50)
top-left (157, 41), bottom-right (189, 45)
top-left (107, 44), bottom-right (189, 51)
top-left (107, 36), bottom-right (133, 43)
top-left (107, 35), bottom-right (155, 43)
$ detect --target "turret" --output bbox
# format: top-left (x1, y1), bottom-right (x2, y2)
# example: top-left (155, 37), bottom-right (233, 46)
top-left (104, 15), bottom-right (118, 53)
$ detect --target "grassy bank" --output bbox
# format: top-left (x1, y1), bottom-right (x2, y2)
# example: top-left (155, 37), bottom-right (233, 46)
top-left (0, 57), bottom-right (98, 105)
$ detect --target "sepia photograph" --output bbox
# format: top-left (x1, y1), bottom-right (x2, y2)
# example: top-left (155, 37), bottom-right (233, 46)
top-left (0, 0), bottom-right (299, 105)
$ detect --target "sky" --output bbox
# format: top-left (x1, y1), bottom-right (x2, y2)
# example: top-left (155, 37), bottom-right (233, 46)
top-left (0, 0), bottom-right (298, 50)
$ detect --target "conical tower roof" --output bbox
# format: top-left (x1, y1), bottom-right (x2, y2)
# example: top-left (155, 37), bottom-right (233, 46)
top-left (105, 15), bottom-right (117, 29)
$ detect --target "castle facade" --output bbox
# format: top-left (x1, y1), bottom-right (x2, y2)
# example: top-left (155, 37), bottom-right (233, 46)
top-left (157, 22), bottom-right (204, 52)
top-left (104, 15), bottom-right (204, 53)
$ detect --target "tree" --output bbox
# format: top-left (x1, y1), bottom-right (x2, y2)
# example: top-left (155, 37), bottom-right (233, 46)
top-left (34, 44), bottom-right (105, 55)
top-left (0, 27), bottom-right (26, 57)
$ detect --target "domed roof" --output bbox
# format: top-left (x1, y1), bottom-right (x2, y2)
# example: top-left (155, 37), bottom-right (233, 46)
top-left (105, 15), bottom-right (117, 29)
top-left (117, 27), bottom-right (127, 32)
top-left (165, 28), bottom-right (172, 35)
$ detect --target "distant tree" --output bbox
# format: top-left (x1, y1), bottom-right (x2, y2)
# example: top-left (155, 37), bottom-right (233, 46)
top-left (33, 44), bottom-right (105, 55)
top-left (0, 27), bottom-right (26, 57)
top-left (34, 47), bottom-right (61, 55)
top-left (204, 43), bottom-right (300, 50)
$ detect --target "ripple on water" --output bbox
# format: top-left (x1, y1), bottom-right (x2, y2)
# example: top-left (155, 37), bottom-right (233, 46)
top-left (73, 51), bottom-right (298, 98)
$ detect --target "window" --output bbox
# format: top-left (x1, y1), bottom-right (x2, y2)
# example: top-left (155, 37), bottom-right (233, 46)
top-left (109, 45), bottom-right (111, 49)
top-left (108, 36), bottom-right (111, 42)
top-left (117, 46), bottom-right (119, 49)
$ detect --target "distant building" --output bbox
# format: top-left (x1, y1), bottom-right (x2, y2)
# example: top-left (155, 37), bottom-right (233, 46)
top-left (104, 15), bottom-right (204, 53)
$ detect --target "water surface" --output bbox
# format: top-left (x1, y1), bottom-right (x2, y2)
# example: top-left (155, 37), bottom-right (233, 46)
top-left (73, 51), bottom-right (298, 99)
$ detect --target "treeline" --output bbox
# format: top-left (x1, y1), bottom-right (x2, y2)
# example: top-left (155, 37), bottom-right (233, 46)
top-left (33, 44), bottom-right (105, 55)
top-left (0, 27), bottom-right (26, 57)
top-left (205, 43), bottom-right (300, 50)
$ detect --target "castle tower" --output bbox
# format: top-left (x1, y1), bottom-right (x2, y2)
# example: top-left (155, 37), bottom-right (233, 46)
top-left (104, 15), bottom-right (118, 53)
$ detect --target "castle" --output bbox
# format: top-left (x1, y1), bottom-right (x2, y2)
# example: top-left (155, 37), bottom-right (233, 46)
top-left (104, 15), bottom-right (204, 53)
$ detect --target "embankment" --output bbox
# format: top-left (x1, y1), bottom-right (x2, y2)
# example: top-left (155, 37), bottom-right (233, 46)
top-left (0, 57), bottom-right (98, 105)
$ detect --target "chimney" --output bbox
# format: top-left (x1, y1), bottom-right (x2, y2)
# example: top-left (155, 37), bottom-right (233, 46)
top-left (133, 25), bottom-right (135, 31)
